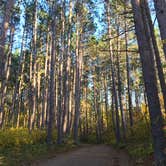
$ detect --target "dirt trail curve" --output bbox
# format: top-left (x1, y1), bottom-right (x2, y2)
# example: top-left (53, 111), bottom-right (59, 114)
top-left (32, 145), bottom-right (133, 166)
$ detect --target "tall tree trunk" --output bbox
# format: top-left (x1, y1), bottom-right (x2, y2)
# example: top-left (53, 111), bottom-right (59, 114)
top-left (116, 35), bottom-right (126, 140)
top-left (9, 23), bottom-right (27, 124)
top-left (0, 0), bottom-right (15, 84)
top-left (143, 0), bottom-right (166, 113)
top-left (73, 11), bottom-right (81, 144)
top-left (37, 62), bottom-right (41, 128)
top-left (57, 59), bottom-right (63, 144)
top-left (93, 53), bottom-right (102, 143)
top-left (47, 2), bottom-right (56, 144)
top-left (93, 77), bottom-right (102, 143)
top-left (106, 0), bottom-right (121, 143)
top-left (41, 28), bottom-right (50, 128)
top-left (0, 25), bottom-right (15, 128)
top-left (63, 0), bottom-right (73, 136)
top-left (30, 0), bottom-right (38, 131)
top-left (131, 0), bottom-right (166, 164)
top-left (153, 0), bottom-right (166, 58)
top-left (124, 2), bottom-right (133, 127)
top-left (85, 85), bottom-right (89, 134)
top-left (103, 74), bottom-right (109, 129)
top-left (61, 0), bottom-right (68, 138)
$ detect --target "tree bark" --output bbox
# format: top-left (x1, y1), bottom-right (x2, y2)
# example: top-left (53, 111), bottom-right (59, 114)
top-left (0, 0), bottom-right (15, 83)
top-left (153, 0), bottom-right (166, 59)
top-left (30, 0), bottom-right (38, 131)
top-left (73, 9), bottom-right (82, 144)
top-left (131, 0), bottom-right (166, 164)
top-left (106, 0), bottom-right (121, 143)
top-left (143, 0), bottom-right (166, 113)
top-left (124, 2), bottom-right (133, 127)
top-left (47, 2), bottom-right (56, 144)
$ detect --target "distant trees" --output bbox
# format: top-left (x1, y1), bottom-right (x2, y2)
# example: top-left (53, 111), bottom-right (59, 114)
top-left (0, 0), bottom-right (15, 128)
top-left (0, 0), bottom-right (15, 82)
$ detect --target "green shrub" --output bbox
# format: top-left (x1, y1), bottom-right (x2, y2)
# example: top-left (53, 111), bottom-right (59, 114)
top-left (80, 133), bottom-right (97, 144)
top-left (0, 128), bottom-right (47, 149)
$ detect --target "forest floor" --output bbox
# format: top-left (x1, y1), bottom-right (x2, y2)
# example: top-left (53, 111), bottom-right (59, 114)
top-left (32, 145), bottom-right (133, 166)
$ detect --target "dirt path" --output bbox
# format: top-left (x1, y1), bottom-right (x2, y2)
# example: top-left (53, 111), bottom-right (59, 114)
top-left (32, 145), bottom-right (132, 166)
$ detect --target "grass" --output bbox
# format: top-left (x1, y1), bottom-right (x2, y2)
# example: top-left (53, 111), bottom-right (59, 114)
top-left (100, 113), bottom-right (155, 165)
top-left (0, 128), bottom-right (77, 166)
top-left (114, 120), bottom-right (154, 165)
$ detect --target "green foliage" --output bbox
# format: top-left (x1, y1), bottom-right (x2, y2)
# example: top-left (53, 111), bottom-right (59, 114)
top-left (97, 114), bottom-right (153, 164)
top-left (124, 119), bottom-right (153, 164)
top-left (126, 143), bottom-right (153, 158)
top-left (0, 128), bottom-right (46, 148)
top-left (80, 133), bottom-right (97, 144)
top-left (102, 128), bottom-right (116, 145)
top-left (0, 128), bottom-right (59, 166)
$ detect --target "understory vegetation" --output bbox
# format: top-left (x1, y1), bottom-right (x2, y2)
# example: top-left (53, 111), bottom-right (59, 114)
top-left (0, 129), bottom-right (77, 165)
top-left (0, 110), bottom-right (156, 165)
